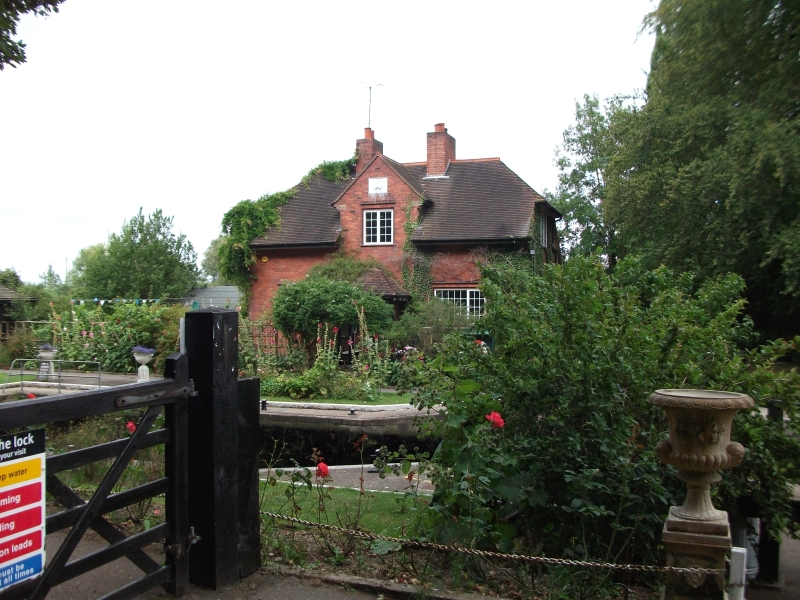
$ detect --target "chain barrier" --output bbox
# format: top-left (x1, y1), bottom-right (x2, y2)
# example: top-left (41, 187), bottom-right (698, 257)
top-left (261, 511), bottom-right (724, 576)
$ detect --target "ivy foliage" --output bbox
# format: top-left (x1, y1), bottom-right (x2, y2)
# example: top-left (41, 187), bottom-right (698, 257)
top-left (301, 154), bottom-right (357, 187)
top-left (400, 198), bottom-right (432, 300)
top-left (271, 277), bottom-right (393, 342)
top-left (404, 255), bottom-right (800, 567)
top-left (307, 253), bottom-right (386, 283)
top-left (218, 190), bottom-right (296, 295)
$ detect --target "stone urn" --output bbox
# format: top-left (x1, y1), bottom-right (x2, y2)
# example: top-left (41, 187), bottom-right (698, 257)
top-left (133, 351), bottom-right (154, 382)
top-left (650, 389), bottom-right (753, 521)
top-left (650, 389), bottom-right (754, 598)
top-left (37, 348), bottom-right (57, 361)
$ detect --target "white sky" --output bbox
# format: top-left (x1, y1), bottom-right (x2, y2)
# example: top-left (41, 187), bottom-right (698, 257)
top-left (0, 0), bottom-right (655, 285)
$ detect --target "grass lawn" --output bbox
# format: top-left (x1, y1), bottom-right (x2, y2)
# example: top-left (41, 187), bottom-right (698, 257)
top-left (0, 372), bottom-right (36, 385)
top-left (260, 478), bottom-right (429, 538)
top-left (262, 391), bottom-right (412, 405)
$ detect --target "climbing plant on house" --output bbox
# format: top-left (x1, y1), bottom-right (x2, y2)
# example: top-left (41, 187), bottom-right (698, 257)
top-left (216, 155), bottom-right (357, 307)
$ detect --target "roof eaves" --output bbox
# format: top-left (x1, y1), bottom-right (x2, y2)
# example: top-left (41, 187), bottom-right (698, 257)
top-left (412, 236), bottom-right (532, 245)
top-left (250, 240), bottom-right (339, 249)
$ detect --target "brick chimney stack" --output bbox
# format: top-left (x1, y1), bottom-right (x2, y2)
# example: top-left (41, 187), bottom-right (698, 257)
top-left (356, 127), bottom-right (383, 173)
top-left (426, 123), bottom-right (456, 176)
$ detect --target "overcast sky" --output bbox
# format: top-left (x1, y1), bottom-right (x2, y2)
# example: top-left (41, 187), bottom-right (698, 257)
top-left (1, 0), bottom-right (655, 286)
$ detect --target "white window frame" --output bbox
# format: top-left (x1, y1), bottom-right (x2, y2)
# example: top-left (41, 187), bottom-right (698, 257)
top-left (540, 214), bottom-right (549, 247)
top-left (363, 209), bottom-right (393, 245)
top-left (434, 288), bottom-right (485, 316)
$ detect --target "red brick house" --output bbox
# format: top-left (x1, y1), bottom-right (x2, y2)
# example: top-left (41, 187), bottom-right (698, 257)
top-left (248, 124), bottom-right (561, 319)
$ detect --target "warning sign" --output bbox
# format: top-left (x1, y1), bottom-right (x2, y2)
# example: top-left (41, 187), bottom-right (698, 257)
top-left (0, 429), bottom-right (46, 591)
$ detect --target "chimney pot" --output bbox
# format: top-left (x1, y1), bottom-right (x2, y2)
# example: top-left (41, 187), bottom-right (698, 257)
top-left (434, 123), bottom-right (446, 133)
top-left (364, 127), bottom-right (374, 140)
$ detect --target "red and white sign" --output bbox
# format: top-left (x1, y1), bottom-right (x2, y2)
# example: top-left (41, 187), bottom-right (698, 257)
top-left (0, 429), bottom-right (46, 591)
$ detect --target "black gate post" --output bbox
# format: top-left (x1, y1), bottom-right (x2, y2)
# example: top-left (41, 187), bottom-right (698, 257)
top-left (184, 308), bottom-right (242, 589)
top-left (237, 377), bottom-right (262, 577)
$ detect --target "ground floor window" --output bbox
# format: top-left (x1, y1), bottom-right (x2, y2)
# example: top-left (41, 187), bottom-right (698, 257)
top-left (434, 289), bottom-right (485, 316)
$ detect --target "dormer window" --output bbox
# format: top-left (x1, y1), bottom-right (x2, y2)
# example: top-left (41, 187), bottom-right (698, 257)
top-left (364, 209), bottom-right (393, 245)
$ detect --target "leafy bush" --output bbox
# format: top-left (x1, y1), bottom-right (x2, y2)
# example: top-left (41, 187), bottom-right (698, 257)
top-left (49, 302), bottom-right (185, 373)
top-left (407, 255), bottom-right (800, 567)
top-left (272, 277), bottom-right (393, 342)
top-left (0, 329), bottom-right (38, 367)
top-left (383, 298), bottom-right (472, 356)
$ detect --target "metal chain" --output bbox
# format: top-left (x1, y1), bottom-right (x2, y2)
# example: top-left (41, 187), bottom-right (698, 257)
top-left (261, 511), bottom-right (724, 576)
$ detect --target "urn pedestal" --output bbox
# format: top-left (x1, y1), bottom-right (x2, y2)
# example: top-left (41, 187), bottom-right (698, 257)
top-left (133, 352), bottom-right (153, 382)
top-left (37, 348), bottom-right (57, 381)
top-left (649, 389), bottom-right (754, 600)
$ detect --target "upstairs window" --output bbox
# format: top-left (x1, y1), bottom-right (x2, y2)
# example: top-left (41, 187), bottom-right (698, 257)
top-left (540, 214), bottom-right (549, 247)
top-left (364, 209), bottom-right (393, 245)
top-left (434, 289), bottom-right (485, 316)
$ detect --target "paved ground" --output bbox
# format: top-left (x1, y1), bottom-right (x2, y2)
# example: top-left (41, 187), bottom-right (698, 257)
top-left (45, 528), bottom-right (381, 600)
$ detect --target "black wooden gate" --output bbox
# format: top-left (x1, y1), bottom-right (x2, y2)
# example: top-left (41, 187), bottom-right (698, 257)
top-left (0, 353), bottom-right (193, 600)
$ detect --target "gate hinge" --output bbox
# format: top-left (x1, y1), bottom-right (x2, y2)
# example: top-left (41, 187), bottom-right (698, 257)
top-left (164, 526), bottom-right (201, 556)
top-left (186, 526), bottom-right (201, 549)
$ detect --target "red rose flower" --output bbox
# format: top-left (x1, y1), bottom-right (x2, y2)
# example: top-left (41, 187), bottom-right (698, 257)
top-left (316, 462), bottom-right (330, 478)
top-left (485, 411), bottom-right (504, 429)
top-left (26, 393), bottom-right (36, 399)
top-left (126, 421), bottom-right (136, 433)
top-left (332, 327), bottom-right (339, 333)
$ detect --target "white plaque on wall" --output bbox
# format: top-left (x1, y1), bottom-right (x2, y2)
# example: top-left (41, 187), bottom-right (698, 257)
top-left (368, 177), bottom-right (388, 195)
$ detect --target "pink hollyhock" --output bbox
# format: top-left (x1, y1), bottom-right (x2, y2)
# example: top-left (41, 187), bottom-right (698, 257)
top-left (126, 421), bottom-right (136, 433)
top-left (316, 462), bottom-right (330, 478)
top-left (316, 338), bottom-right (321, 344)
top-left (485, 411), bottom-right (504, 429)
top-left (332, 326), bottom-right (339, 333)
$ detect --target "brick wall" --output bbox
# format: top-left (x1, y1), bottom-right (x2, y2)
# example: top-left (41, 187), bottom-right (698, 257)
top-left (249, 247), bottom-right (336, 319)
top-left (428, 245), bottom-right (482, 287)
top-left (334, 156), bottom-right (421, 282)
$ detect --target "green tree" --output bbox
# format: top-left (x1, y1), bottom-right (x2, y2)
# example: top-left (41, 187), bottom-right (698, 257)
top-left (548, 95), bottom-right (630, 265)
top-left (0, 267), bottom-right (23, 289)
top-left (1, 0), bottom-right (65, 69)
top-left (605, 0), bottom-right (800, 336)
top-left (200, 236), bottom-right (231, 285)
top-left (71, 209), bottom-right (199, 299)
top-left (38, 264), bottom-right (61, 288)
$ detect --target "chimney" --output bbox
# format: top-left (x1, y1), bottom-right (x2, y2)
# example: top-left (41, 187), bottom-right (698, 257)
top-left (356, 127), bottom-right (383, 173)
top-left (426, 123), bottom-right (456, 176)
